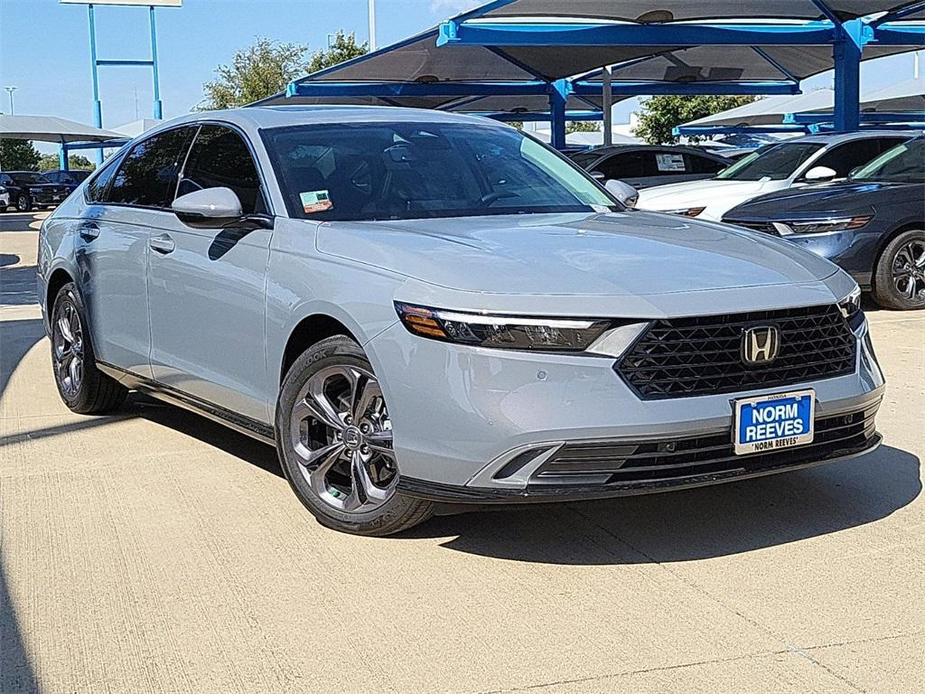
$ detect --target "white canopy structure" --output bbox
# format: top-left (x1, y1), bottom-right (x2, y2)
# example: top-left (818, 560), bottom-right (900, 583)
top-left (682, 78), bottom-right (925, 129)
top-left (0, 114), bottom-right (123, 143)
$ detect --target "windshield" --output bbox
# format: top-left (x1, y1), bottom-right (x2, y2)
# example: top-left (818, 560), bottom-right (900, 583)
top-left (715, 142), bottom-right (823, 181)
top-left (9, 172), bottom-right (51, 185)
top-left (261, 122), bottom-right (619, 221)
top-left (568, 151), bottom-right (603, 168)
top-left (851, 138), bottom-right (925, 184)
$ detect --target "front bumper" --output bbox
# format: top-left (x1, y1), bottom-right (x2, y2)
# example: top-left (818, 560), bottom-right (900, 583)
top-left (0, 193), bottom-right (9, 207)
top-left (368, 316), bottom-right (885, 501)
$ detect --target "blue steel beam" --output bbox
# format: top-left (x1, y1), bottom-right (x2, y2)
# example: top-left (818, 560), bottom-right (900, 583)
top-left (548, 79), bottom-right (569, 149)
top-left (95, 59), bottom-right (155, 66)
top-left (833, 19), bottom-right (863, 131)
top-left (867, 23), bottom-right (925, 45)
top-left (479, 111), bottom-right (602, 122)
top-left (870, 1), bottom-right (925, 25)
top-left (786, 111), bottom-right (925, 124)
top-left (674, 124), bottom-right (809, 136)
top-left (438, 21), bottom-right (838, 47)
top-left (571, 81), bottom-right (800, 96)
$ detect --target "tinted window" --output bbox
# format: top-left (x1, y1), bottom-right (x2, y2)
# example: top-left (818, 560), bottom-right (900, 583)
top-left (10, 172), bottom-right (51, 185)
top-left (44, 172), bottom-right (60, 182)
top-left (812, 138), bottom-right (908, 178)
top-left (595, 152), bottom-right (649, 179)
top-left (262, 122), bottom-right (618, 222)
top-left (86, 156), bottom-right (122, 202)
top-left (107, 127), bottom-right (196, 207)
top-left (716, 143), bottom-right (823, 181)
top-left (0, 174), bottom-right (11, 185)
top-left (853, 138), bottom-right (925, 183)
top-left (569, 152), bottom-right (601, 168)
top-left (686, 153), bottom-right (726, 174)
top-left (177, 125), bottom-right (263, 214)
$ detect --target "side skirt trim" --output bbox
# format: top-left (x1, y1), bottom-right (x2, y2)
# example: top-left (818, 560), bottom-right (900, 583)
top-left (96, 360), bottom-right (276, 445)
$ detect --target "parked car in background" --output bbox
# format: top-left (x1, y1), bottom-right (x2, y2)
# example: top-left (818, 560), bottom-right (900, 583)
top-left (0, 171), bottom-right (70, 212)
top-left (38, 107), bottom-right (882, 536)
top-left (567, 144), bottom-right (731, 190)
top-left (724, 136), bottom-right (925, 310)
top-left (636, 132), bottom-right (912, 221)
top-left (0, 184), bottom-right (9, 209)
top-left (43, 169), bottom-right (93, 194)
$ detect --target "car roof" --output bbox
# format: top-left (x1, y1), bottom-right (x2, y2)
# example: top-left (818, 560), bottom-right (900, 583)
top-left (142, 105), bottom-right (499, 136)
top-left (783, 130), bottom-right (920, 145)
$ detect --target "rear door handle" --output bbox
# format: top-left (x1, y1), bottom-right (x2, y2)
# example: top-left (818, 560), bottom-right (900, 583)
top-left (149, 233), bottom-right (176, 255)
top-left (78, 221), bottom-right (100, 241)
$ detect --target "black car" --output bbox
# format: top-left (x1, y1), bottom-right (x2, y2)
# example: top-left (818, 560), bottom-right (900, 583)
top-left (0, 171), bottom-right (70, 212)
top-left (567, 144), bottom-right (731, 189)
top-left (724, 137), bottom-right (925, 310)
top-left (42, 169), bottom-right (92, 194)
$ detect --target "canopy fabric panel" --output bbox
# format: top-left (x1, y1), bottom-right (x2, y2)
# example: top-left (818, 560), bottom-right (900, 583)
top-left (859, 77), bottom-right (925, 112)
top-left (0, 115), bottom-right (123, 143)
top-left (467, 1), bottom-right (923, 23)
top-left (254, 93), bottom-right (467, 110)
top-left (684, 91), bottom-right (836, 127)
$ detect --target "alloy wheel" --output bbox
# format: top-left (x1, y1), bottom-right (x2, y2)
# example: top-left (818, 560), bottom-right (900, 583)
top-left (52, 299), bottom-right (84, 398)
top-left (892, 238), bottom-right (925, 302)
top-left (16, 196), bottom-right (30, 212)
top-left (289, 365), bottom-right (398, 513)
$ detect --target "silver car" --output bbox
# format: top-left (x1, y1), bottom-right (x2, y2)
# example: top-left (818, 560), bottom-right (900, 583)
top-left (38, 107), bottom-right (884, 535)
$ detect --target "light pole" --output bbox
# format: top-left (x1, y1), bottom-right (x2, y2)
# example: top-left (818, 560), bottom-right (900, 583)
top-left (368, 0), bottom-right (377, 51)
top-left (3, 86), bottom-right (16, 115)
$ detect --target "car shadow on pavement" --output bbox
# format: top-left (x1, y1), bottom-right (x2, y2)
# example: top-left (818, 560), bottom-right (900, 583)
top-left (0, 319), bottom-right (46, 400)
top-left (405, 445), bottom-right (921, 565)
top-left (0, 261), bottom-right (38, 306)
top-left (0, 565), bottom-right (38, 694)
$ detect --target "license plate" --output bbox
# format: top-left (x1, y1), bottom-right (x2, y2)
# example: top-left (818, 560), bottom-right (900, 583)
top-left (733, 389), bottom-right (815, 455)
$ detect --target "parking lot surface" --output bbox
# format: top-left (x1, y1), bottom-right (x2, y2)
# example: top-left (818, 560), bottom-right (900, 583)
top-left (1, 211), bottom-right (922, 693)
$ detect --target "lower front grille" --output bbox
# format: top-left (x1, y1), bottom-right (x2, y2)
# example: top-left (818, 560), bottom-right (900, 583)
top-left (534, 402), bottom-right (879, 486)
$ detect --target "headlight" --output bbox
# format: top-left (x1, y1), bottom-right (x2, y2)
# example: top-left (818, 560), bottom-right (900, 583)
top-left (775, 215), bottom-right (872, 235)
top-left (663, 207), bottom-right (705, 218)
top-left (838, 286), bottom-right (864, 331)
top-left (395, 303), bottom-right (647, 355)
top-left (0, 186), bottom-right (7, 193)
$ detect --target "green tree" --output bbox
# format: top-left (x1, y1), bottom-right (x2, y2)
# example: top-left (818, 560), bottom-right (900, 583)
top-left (200, 33), bottom-right (367, 110)
top-left (635, 95), bottom-right (756, 144)
top-left (0, 139), bottom-right (41, 171)
top-left (566, 121), bottom-right (601, 134)
top-left (307, 31), bottom-right (368, 73)
top-left (38, 153), bottom-right (95, 171)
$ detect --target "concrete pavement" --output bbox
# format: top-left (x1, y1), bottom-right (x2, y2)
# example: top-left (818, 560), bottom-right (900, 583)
top-left (1, 212), bottom-right (922, 693)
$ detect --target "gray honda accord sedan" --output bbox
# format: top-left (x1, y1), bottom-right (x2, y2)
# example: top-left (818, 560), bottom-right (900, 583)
top-left (37, 107), bottom-right (884, 535)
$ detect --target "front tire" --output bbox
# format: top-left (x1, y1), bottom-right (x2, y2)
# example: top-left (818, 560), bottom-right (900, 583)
top-left (51, 283), bottom-right (127, 414)
top-left (275, 335), bottom-right (433, 536)
top-left (873, 230), bottom-right (925, 310)
top-left (16, 195), bottom-right (31, 212)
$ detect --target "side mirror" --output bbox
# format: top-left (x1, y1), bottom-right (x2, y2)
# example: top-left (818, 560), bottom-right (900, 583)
top-left (803, 165), bottom-right (837, 182)
top-left (590, 171), bottom-right (606, 182)
top-left (605, 179), bottom-right (639, 207)
top-left (172, 187), bottom-right (243, 227)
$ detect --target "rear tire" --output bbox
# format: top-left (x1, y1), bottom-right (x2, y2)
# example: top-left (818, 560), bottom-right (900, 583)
top-left (50, 283), bottom-right (128, 414)
top-left (873, 230), bottom-right (925, 310)
top-left (275, 335), bottom-right (433, 536)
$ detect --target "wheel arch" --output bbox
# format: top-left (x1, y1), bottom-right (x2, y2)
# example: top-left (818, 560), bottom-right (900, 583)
top-left (45, 267), bottom-right (75, 324)
top-left (279, 313), bottom-right (360, 386)
top-left (871, 221), bottom-right (925, 276)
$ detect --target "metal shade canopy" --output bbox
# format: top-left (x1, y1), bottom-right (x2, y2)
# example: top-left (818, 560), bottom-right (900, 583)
top-left (466, 0), bottom-right (922, 23)
top-left (0, 115), bottom-right (123, 143)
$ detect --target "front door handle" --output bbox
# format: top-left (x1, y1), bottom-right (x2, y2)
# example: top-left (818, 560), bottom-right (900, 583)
top-left (78, 221), bottom-right (100, 241)
top-left (149, 234), bottom-right (176, 255)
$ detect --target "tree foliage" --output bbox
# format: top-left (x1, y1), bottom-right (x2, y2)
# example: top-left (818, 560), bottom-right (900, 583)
top-left (635, 95), bottom-right (756, 144)
top-left (0, 139), bottom-right (41, 171)
top-left (200, 33), bottom-right (367, 110)
top-left (37, 153), bottom-right (95, 172)
top-left (566, 121), bottom-right (601, 134)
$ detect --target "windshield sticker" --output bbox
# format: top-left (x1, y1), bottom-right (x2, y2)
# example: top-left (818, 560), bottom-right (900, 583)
top-left (300, 190), bottom-right (332, 214)
top-left (655, 153), bottom-right (685, 172)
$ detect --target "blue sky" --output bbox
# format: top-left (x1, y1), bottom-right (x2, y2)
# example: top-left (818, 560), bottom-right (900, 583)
top-left (0, 0), bottom-right (920, 148)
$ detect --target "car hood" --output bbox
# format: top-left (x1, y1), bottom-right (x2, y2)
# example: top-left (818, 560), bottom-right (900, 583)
top-left (316, 211), bottom-right (838, 298)
top-left (724, 181), bottom-right (918, 219)
top-left (636, 178), bottom-right (781, 210)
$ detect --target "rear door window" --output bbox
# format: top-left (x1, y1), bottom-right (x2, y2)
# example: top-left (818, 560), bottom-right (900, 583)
top-left (595, 152), bottom-right (648, 180)
top-left (106, 126), bottom-right (197, 207)
top-left (177, 124), bottom-right (265, 215)
top-left (812, 138), bottom-right (908, 178)
top-left (686, 153), bottom-right (726, 174)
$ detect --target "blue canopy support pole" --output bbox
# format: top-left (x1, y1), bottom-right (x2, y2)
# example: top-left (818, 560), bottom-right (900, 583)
top-left (149, 5), bottom-right (163, 119)
top-left (549, 79), bottom-right (569, 150)
top-left (88, 3), bottom-right (103, 164)
top-left (833, 19), bottom-right (864, 132)
top-left (601, 66), bottom-right (612, 146)
top-left (59, 143), bottom-right (69, 171)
